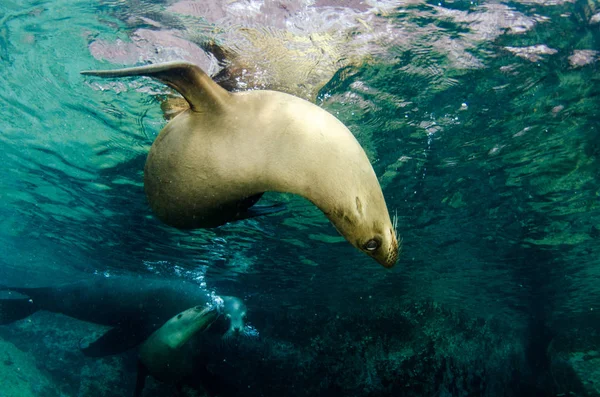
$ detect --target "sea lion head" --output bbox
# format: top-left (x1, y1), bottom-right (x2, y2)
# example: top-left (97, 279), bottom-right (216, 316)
top-left (160, 305), bottom-right (219, 349)
top-left (324, 178), bottom-right (400, 269)
top-left (220, 296), bottom-right (248, 338)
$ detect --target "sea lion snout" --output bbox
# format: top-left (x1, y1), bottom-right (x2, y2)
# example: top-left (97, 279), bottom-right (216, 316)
top-left (372, 239), bottom-right (399, 268)
top-left (362, 224), bottom-right (399, 268)
top-left (379, 227), bottom-right (399, 268)
top-left (332, 209), bottom-right (400, 268)
top-left (379, 231), bottom-right (399, 269)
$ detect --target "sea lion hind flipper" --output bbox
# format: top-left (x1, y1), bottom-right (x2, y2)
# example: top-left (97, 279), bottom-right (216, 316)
top-left (236, 203), bottom-right (287, 221)
top-left (80, 326), bottom-right (145, 357)
top-left (0, 298), bottom-right (38, 324)
top-left (81, 62), bottom-right (231, 113)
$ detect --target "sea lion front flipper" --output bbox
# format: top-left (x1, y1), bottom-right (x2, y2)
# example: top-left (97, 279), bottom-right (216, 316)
top-left (134, 360), bottom-right (148, 397)
top-left (234, 193), bottom-right (286, 221)
top-left (236, 203), bottom-right (287, 221)
top-left (80, 326), bottom-right (145, 357)
top-left (160, 96), bottom-right (189, 121)
top-left (81, 62), bottom-right (232, 113)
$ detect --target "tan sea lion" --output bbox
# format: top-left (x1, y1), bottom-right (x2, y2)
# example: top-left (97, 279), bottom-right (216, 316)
top-left (81, 61), bottom-right (399, 268)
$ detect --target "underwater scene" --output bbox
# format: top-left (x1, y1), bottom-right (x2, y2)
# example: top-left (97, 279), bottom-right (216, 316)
top-left (1, 0), bottom-right (599, 395)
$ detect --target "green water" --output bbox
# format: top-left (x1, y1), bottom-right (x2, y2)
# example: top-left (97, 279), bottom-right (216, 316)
top-left (0, 0), bottom-right (599, 395)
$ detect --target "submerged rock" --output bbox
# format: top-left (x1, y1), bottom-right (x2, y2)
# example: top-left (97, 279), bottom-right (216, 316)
top-left (0, 336), bottom-right (57, 397)
top-left (563, 351), bottom-right (600, 396)
top-left (547, 331), bottom-right (600, 397)
top-left (0, 299), bottom-right (534, 396)
top-left (0, 312), bottom-right (134, 397)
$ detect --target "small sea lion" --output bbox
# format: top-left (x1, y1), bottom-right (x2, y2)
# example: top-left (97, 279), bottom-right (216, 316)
top-left (81, 61), bottom-right (399, 267)
top-left (219, 296), bottom-right (247, 338)
top-left (0, 276), bottom-right (247, 357)
top-left (134, 305), bottom-right (219, 397)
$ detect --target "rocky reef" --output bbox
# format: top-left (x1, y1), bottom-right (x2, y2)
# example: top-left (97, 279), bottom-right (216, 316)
top-left (0, 299), bottom-right (560, 397)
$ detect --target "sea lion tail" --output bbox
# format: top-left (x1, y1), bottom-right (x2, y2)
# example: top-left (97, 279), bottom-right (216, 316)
top-left (0, 297), bottom-right (38, 325)
top-left (81, 61), bottom-right (232, 113)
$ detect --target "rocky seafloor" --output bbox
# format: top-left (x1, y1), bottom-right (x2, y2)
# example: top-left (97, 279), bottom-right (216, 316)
top-left (0, 299), bottom-right (597, 397)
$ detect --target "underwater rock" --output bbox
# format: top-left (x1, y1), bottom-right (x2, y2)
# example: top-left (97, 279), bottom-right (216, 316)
top-left (77, 356), bottom-right (132, 397)
top-left (547, 331), bottom-right (600, 397)
top-left (178, 299), bottom-right (532, 396)
top-left (0, 336), bottom-right (57, 397)
top-left (0, 312), bottom-right (135, 397)
top-left (0, 297), bottom-right (551, 396)
top-left (299, 300), bottom-right (530, 396)
top-left (0, 297), bottom-right (531, 396)
top-left (560, 351), bottom-right (600, 396)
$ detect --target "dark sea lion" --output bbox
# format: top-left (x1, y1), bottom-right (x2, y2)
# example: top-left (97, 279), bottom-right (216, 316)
top-left (81, 62), bottom-right (399, 268)
top-left (0, 276), bottom-right (247, 357)
top-left (134, 297), bottom-right (251, 397)
top-left (134, 305), bottom-right (220, 397)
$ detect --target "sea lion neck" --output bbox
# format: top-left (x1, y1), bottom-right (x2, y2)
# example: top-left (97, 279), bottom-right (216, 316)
top-left (247, 90), bottom-right (369, 221)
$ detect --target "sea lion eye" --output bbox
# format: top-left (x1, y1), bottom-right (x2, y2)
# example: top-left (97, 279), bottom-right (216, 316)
top-left (364, 239), bottom-right (379, 251)
top-left (177, 314), bottom-right (183, 319)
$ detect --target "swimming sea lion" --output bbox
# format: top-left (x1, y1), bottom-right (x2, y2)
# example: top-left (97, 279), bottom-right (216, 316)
top-left (0, 276), bottom-right (247, 357)
top-left (219, 296), bottom-right (247, 338)
top-left (134, 305), bottom-right (219, 396)
top-left (134, 297), bottom-right (249, 396)
top-left (81, 62), bottom-right (400, 268)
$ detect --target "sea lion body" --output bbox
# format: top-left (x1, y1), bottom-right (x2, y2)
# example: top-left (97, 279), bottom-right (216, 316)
top-left (137, 306), bottom-right (219, 385)
top-left (82, 62), bottom-right (399, 268)
top-left (146, 90), bottom-right (368, 229)
top-left (0, 276), bottom-right (247, 357)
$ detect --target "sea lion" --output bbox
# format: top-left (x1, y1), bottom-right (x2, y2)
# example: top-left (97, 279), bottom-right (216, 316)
top-left (219, 296), bottom-right (247, 338)
top-left (134, 305), bottom-right (219, 397)
top-left (81, 62), bottom-right (400, 268)
top-left (0, 275), bottom-right (248, 357)
top-left (134, 297), bottom-right (249, 397)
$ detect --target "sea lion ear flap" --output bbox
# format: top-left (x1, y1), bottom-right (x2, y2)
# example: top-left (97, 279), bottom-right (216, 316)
top-left (81, 61), bottom-right (231, 113)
